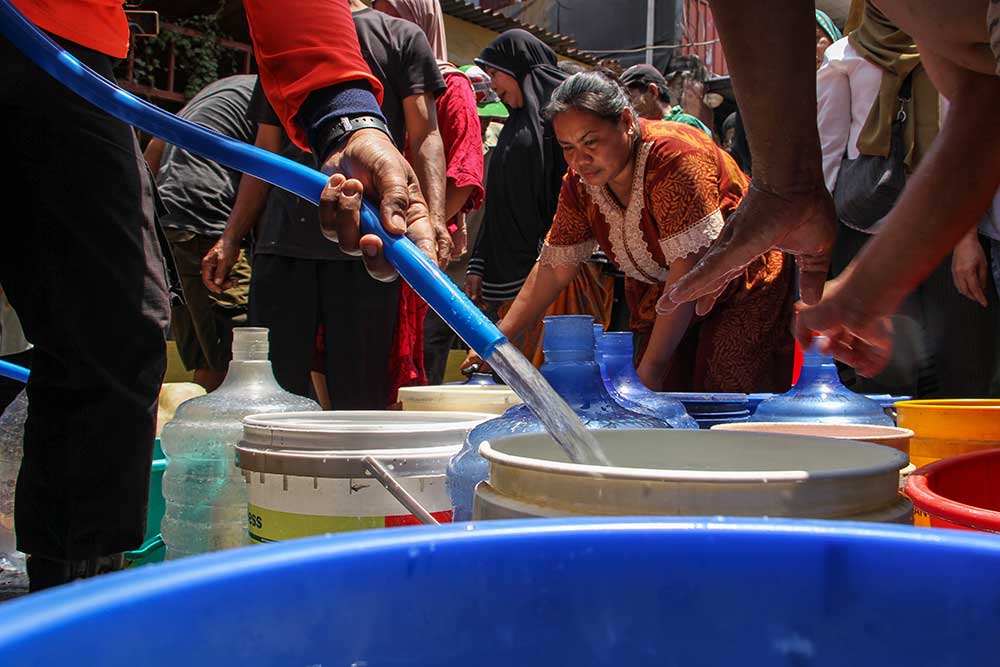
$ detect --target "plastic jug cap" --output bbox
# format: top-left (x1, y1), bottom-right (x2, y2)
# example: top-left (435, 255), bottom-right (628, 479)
top-left (232, 327), bottom-right (270, 361)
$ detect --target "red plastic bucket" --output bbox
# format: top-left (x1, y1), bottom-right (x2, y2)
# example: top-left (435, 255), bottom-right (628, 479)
top-left (904, 448), bottom-right (1000, 533)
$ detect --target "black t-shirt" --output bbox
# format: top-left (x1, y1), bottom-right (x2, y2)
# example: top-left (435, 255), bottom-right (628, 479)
top-left (157, 75), bottom-right (257, 235)
top-left (250, 8), bottom-right (445, 260)
top-left (351, 8), bottom-right (445, 147)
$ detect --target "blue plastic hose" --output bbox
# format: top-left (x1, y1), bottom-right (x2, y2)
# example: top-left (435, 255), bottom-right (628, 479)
top-left (0, 359), bottom-right (29, 383)
top-left (0, 1), bottom-right (506, 359)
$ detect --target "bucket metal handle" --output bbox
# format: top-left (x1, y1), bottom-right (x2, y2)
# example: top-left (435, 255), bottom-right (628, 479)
top-left (362, 456), bottom-right (440, 526)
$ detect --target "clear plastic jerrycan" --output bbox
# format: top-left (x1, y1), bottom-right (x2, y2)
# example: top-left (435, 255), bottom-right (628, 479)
top-left (160, 328), bottom-right (319, 559)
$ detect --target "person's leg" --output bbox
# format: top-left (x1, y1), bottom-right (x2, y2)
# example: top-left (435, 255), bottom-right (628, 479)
top-left (422, 308), bottom-right (454, 386)
top-left (920, 238), bottom-right (998, 398)
top-left (248, 255), bottom-right (317, 397)
top-left (166, 230), bottom-right (250, 391)
top-left (320, 262), bottom-right (400, 409)
top-left (164, 230), bottom-right (212, 386)
top-left (0, 38), bottom-right (168, 588)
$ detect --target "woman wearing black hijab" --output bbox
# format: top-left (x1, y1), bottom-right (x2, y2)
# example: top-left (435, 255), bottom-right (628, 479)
top-left (466, 30), bottom-right (612, 366)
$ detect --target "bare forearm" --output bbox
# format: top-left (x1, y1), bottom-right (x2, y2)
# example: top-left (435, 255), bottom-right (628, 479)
top-left (445, 182), bottom-right (476, 222)
top-left (144, 138), bottom-right (165, 178)
top-left (411, 131), bottom-right (447, 230)
top-left (498, 262), bottom-right (579, 340)
top-left (222, 173), bottom-right (272, 242)
top-left (708, 0), bottom-right (823, 191)
top-left (640, 301), bottom-right (695, 377)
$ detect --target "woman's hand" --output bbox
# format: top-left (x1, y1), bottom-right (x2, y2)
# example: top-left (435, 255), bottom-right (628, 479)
top-left (951, 230), bottom-right (989, 307)
top-left (464, 274), bottom-right (483, 305)
top-left (461, 349), bottom-right (490, 375)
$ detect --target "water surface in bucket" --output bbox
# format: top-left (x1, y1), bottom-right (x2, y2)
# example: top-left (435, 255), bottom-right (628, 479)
top-left (488, 341), bottom-right (610, 466)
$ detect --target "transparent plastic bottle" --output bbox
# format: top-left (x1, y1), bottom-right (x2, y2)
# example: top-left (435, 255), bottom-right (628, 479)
top-left (446, 315), bottom-right (669, 521)
top-left (160, 328), bottom-right (319, 559)
top-left (0, 390), bottom-right (27, 591)
top-left (750, 336), bottom-right (893, 426)
top-left (594, 329), bottom-right (698, 430)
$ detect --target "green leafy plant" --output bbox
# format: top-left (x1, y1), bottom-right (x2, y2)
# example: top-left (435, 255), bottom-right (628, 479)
top-left (118, 4), bottom-right (247, 101)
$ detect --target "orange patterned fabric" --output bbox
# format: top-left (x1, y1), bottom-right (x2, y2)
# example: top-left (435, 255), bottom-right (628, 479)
top-left (543, 120), bottom-right (794, 392)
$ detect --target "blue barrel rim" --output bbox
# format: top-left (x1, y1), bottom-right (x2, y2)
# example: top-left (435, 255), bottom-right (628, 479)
top-left (4, 516), bottom-right (1000, 637)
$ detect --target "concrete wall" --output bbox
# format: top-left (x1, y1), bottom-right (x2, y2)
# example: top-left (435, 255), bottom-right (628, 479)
top-left (501, 0), bottom-right (682, 72)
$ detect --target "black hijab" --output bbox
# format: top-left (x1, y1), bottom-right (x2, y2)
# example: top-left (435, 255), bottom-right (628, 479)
top-left (470, 30), bottom-right (569, 301)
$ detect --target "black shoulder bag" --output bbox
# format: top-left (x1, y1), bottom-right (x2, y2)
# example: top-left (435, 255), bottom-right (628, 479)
top-left (832, 72), bottom-right (913, 233)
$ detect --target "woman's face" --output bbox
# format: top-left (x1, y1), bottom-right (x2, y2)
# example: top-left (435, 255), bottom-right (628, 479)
top-left (553, 107), bottom-right (634, 187)
top-left (484, 67), bottom-right (523, 108)
top-left (815, 27), bottom-right (832, 70)
top-left (371, 0), bottom-right (398, 17)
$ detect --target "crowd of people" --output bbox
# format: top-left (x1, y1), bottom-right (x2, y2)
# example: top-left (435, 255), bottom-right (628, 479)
top-left (1, 0), bottom-right (998, 592)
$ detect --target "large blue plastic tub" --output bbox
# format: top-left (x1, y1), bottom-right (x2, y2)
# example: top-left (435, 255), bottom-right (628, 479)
top-left (1, 518), bottom-right (999, 666)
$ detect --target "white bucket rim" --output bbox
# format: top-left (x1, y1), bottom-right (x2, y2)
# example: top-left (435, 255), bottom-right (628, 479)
top-left (479, 429), bottom-right (908, 484)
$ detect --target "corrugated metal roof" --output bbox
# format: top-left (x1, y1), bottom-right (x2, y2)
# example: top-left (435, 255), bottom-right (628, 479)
top-left (439, 0), bottom-right (615, 68)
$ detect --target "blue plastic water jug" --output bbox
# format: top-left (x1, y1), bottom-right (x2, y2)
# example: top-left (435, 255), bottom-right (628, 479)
top-left (593, 329), bottom-right (697, 429)
top-left (750, 336), bottom-right (893, 426)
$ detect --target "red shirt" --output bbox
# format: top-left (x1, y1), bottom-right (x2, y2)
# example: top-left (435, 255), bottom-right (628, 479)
top-left (13, 0), bottom-right (129, 58)
top-left (437, 71), bottom-right (485, 217)
top-left (243, 0), bottom-right (384, 150)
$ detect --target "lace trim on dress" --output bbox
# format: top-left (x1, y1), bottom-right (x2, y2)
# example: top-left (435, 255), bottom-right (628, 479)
top-left (538, 240), bottom-right (598, 267)
top-left (586, 141), bottom-right (667, 284)
top-left (657, 208), bottom-right (725, 265)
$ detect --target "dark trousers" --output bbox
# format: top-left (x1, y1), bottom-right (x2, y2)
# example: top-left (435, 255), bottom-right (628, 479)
top-left (832, 226), bottom-right (998, 397)
top-left (0, 349), bottom-right (32, 414)
top-left (0, 38), bottom-right (170, 559)
top-left (422, 309), bottom-right (454, 386)
top-left (249, 255), bottom-right (399, 409)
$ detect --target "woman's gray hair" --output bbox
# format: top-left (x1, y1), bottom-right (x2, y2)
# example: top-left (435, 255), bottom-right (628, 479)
top-left (543, 71), bottom-right (638, 131)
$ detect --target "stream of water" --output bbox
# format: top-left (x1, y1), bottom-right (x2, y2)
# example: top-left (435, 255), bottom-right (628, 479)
top-left (488, 341), bottom-right (611, 466)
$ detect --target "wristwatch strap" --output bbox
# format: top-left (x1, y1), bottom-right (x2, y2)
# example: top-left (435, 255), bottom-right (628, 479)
top-left (321, 114), bottom-right (392, 158)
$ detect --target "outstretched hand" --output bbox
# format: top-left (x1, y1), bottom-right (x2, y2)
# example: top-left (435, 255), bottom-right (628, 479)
top-left (664, 184), bottom-right (838, 313)
top-left (794, 274), bottom-right (895, 379)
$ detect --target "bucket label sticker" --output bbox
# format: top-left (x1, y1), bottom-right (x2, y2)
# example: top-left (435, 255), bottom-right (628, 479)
top-left (248, 505), bottom-right (452, 543)
top-left (912, 507), bottom-right (931, 528)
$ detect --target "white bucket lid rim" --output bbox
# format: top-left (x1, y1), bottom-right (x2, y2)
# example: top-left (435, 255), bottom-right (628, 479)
top-left (479, 429), bottom-right (908, 483)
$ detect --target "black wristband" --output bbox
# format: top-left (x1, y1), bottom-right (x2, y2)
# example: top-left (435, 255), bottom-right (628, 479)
top-left (317, 114), bottom-right (392, 162)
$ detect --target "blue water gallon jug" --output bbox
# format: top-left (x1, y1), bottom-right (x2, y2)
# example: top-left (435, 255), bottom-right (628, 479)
top-left (660, 392), bottom-right (751, 429)
top-left (446, 315), bottom-right (669, 521)
top-left (748, 393), bottom-right (777, 415)
top-left (446, 373), bottom-right (497, 386)
top-left (593, 328), bottom-right (697, 429)
top-left (750, 336), bottom-right (893, 426)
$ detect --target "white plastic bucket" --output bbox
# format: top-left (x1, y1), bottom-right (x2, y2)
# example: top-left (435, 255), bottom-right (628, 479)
top-left (236, 411), bottom-right (492, 543)
top-left (474, 429), bottom-right (912, 523)
top-left (397, 385), bottom-right (522, 415)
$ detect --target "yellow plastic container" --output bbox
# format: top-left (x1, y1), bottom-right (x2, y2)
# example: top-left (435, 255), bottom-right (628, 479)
top-left (896, 400), bottom-right (1000, 469)
top-left (896, 400), bottom-right (1000, 526)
